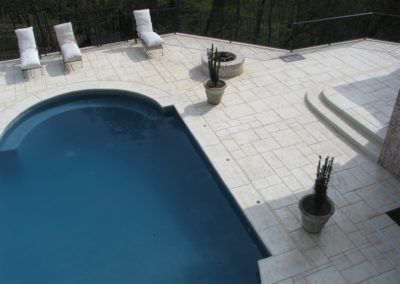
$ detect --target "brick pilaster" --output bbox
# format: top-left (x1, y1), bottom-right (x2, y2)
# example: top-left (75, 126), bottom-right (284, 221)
top-left (379, 90), bottom-right (400, 179)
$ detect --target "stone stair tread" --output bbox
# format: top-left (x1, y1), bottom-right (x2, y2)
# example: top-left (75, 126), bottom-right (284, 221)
top-left (321, 88), bottom-right (385, 145)
top-left (306, 86), bottom-right (381, 161)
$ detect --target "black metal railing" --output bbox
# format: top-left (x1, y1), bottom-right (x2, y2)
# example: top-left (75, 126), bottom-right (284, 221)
top-left (289, 12), bottom-right (400, 50)
top-left (369, 13), bottom-right (400, 43)
top-left (290, 12), bottom-right (373, 50)
top-left (0, 8), bottom-right (399, 61)
top-left (177, 8), bottom-right (291, 48)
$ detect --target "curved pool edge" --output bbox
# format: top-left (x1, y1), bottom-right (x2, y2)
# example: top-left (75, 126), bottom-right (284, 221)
top-left (0, 81), bottom-right (275, 281)
top-left (0, 81), bottom-right (180, 142)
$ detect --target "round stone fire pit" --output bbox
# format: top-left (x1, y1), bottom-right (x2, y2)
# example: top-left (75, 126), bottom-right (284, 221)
top-left (201, 50), bottom-right (245, 78)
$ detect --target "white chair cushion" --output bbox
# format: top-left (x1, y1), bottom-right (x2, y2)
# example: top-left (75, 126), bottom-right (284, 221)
top-left (15, 27), bottom-right (37, 51)
top-left (133, 9), bottom-right (153, 33)
top-left (60, 42), bottom-right (82, 63)
top-left (20, 48), bottom-right (41, 70)
top-left (140, 31), bottom-right (163, 48)
top-left (54, 22), bottom-right (77, 46)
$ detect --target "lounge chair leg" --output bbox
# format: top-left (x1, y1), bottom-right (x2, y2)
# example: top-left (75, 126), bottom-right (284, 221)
top-left (40, 66), bottom-right (44, 76)
top-left (22, 70), bottom-right (26, 79)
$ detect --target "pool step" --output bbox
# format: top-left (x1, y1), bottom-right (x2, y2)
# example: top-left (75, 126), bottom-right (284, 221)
top-left (305, 87), bottom-right (381, 161)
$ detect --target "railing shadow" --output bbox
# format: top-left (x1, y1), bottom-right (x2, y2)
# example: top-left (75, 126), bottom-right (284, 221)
top-left (103, 45), bottom-right (148, 63)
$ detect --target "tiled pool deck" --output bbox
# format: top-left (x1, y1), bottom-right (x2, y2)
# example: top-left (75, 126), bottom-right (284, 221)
top-left (1, 33), bottom-right (400, 283)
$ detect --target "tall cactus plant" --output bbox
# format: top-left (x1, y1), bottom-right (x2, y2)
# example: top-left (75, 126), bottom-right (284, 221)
top-left (314, 156), bottom-right (334, 208)
top-left (207, 44), bottom-right (221, 87)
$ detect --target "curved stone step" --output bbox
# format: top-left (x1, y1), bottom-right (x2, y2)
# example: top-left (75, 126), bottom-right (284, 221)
top-left (321, 89), bottom-right (385, 145)
top-left (305, 86), bottom-right (381, 161)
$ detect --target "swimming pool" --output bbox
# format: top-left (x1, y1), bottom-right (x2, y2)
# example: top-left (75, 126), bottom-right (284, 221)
top-left (0, 90), bottom-right (268, 283)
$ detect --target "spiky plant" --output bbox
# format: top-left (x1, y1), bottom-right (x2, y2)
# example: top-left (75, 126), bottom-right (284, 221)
top-left (314, 156), bottom-right (334, 208)
top-left (207, 44), bottom-right (221, 87)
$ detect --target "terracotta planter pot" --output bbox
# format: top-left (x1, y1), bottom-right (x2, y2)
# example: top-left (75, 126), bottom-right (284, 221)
top-left (204, 80), bottom-right (226, 105)
top-left (299, 194), bottom-right (335, 233)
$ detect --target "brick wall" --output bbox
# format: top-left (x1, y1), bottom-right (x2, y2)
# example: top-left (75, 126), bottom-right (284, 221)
top-left (379, 91), bottom-right (400, 178)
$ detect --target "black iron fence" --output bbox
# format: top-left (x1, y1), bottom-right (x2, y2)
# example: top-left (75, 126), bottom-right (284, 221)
top-left (0, 8), bottom-right (399, 61)
top-left (177, 9), bottom-right (290, 48)
top-left (289, 12), bottom-right (400, 50)
top-left (369, 13), bottom-right (400, 43)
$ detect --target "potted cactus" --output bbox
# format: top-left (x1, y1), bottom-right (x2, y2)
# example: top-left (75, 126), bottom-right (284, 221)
top-left (299, 156), bottom-right (335, 233)
top-left (203, 44), bottom-right (227, 105)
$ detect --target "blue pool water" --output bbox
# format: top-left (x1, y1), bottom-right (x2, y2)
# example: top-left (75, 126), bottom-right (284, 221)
top-left (0, 91), bottom-right (268, 284)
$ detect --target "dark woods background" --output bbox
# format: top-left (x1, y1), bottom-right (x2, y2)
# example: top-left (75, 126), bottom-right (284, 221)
top-left (1, 0), bottom-right (399, 30)
top-left (0, 0), bottom-right (399, 59)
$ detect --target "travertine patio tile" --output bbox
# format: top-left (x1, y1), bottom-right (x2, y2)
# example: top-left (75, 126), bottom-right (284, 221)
top-left (276, 207), bottom-right (302, 232)
top-left (237, 155), bottom-right (274, 180)
top-left (272, 128), bottom-right (303, 147)
top-left (231, 185), bottom-right (278, 230)
top-left (330, 253), bottom-right (353, 271)
top-left (332, 208), bottom-right (358, 234)
top-left (273, 146), bottom-right (309, 170)
top-left (365, 232), bottom-right (393, 254)
top-left (328, 190), bottom-right (350, 208)
top-left (305, 266), bottom-right (346, 284)
top-left (368, 270), bottom-right (400, 284)
top-left (259, 249), bottom-right (312, 284)
top-left (240, 143), bottom-right (259, 156)
top-left (356, 183), bottom-right (400, 212)
top-left (369, 214), bottom-right (395, 230)
top-left (259, 184), bottom-right (298, 210)
top-left (341, 201), bottom-right (377, 224)
top-left (347, 231), bottom-right (369, 247)
top-left (282, 175), bottom-right (303, 192)
top-left (252, 178), bottom-right (269, 190)
top-left (341, 261), bottom-right (379, 283)
top-left (342, 191), bottom-right (362, 204)
top-left (381, 225), bottom-right (400, 248)
top-left (290, 229), bottom-right (317, 250)
top-left (230, 128), bottom-right (260, 145)
top-left (262, 152), bottom-right (285, 169)
top-left (368, 253), bottom-right (394, 274)
top-left (252, 137), bottom-right (281, 153)
top-left (259, 224), bottom-right (296, 255)
top-left (332, 170), bottom-right (368, 193)
top-left (265, 174), bottom-right (282, 186)
top-left (312, 225), bottom-right (354, 257)
top-left (291, 168), bottom-right (314, 188)
top-left (255, 111), bottom-right (282, 125)
top-left (304, 246), bottom-right (330, 267)
top-left (345, 248), bottom-right (367, 265)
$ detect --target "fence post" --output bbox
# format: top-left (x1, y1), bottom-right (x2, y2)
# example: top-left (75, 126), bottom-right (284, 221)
top-left (364, 13), bottom-right (372, 39)
top-left (290, 23), bottom-right (295, 52)
top-left (176, 0), bottom-right (181, 33)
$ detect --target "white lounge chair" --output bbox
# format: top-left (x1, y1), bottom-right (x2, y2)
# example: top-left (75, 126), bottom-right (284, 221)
top-left (53, 22), bottom-right (82, 70)
top-left (133, 9), bottom-right (164, 56)
top-left (15, 27), bottom-right (42, 78)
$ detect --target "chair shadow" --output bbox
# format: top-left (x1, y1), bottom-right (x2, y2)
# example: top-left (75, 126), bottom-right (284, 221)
top-left (103, 45), bottom-right (149, 63)
top-left (3, 63), bottom-right (38, 85)
top-left (45, 60), bottom-right (66, 77)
